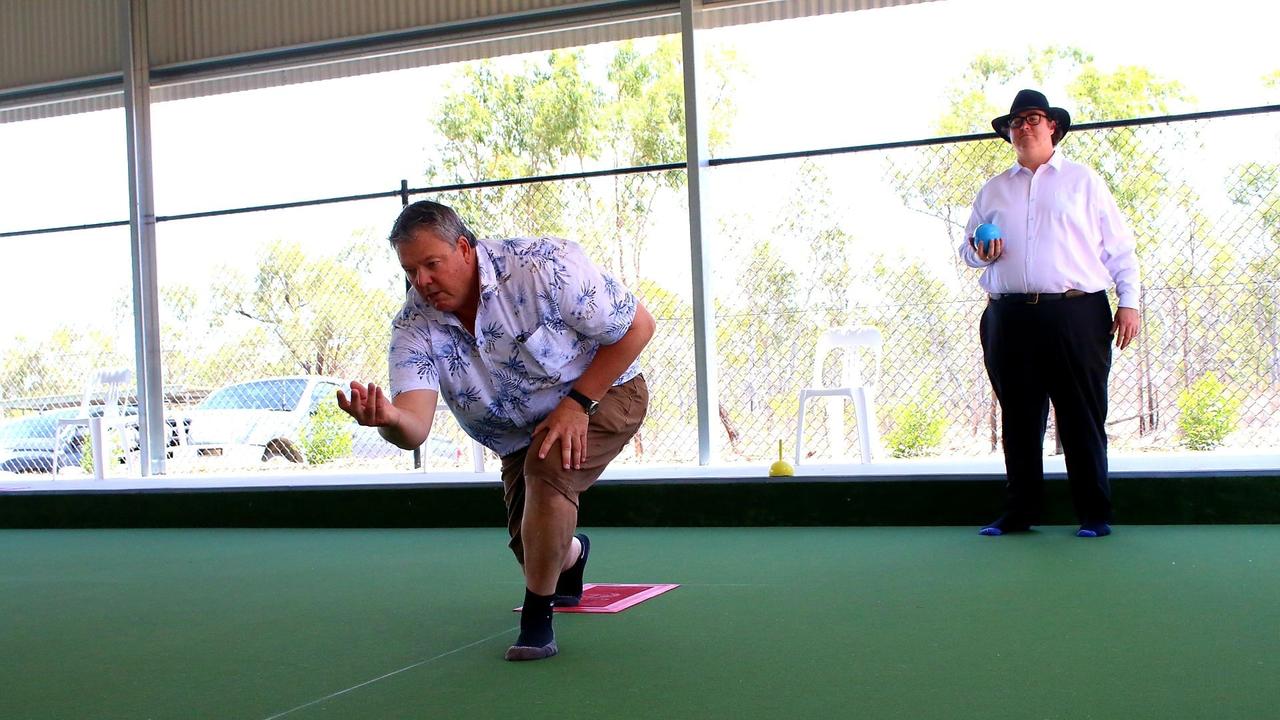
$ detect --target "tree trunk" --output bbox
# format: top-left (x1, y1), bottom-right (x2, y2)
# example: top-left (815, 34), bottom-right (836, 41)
top-left (719, 403), bottom-right (741, 455)
top-left (989, 389), bottom-right (999, 453)
top-left (1139, 286), bottom-right (1157, 433)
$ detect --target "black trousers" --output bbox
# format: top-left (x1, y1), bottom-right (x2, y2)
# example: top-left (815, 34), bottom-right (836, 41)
top-left (980, 291), bottom-right (1113, 525)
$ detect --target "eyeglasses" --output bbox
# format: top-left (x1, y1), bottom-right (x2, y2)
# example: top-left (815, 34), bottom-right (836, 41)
top-left (1008, 113), bottom-right (1049, 130)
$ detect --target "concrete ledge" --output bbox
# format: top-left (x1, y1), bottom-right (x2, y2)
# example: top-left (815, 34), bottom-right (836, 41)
top-left (2, 472), bottom-right (1278, 528)
top-left (3, 450), bottom-right (1278, 494)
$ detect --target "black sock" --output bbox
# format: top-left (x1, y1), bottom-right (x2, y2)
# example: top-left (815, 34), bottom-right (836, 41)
top-left (516, 588), bottom-right (555, 648)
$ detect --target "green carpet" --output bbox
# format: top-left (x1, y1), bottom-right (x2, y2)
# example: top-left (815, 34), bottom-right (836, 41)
top-left (3, 527), bottom-right (1278, 719)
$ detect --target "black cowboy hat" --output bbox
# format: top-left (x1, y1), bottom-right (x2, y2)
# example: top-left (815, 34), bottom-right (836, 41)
top-left (992, 89), bottom-right (1071, 144)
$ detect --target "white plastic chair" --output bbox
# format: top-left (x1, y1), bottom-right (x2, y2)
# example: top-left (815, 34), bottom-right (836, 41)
top-left (52, 368), bottom-right (136, 480)
top-left (795, 326), bottom-right (882, 464)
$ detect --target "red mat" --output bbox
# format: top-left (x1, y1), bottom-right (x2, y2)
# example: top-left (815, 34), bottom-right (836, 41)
top-left (515, 583), bottom-right (679, 614)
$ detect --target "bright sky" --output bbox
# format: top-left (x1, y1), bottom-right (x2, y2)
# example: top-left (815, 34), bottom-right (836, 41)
top-left (722, 0), bottom-right (1279, 151)
top-left (1, 0), bottom-right (1277, 347)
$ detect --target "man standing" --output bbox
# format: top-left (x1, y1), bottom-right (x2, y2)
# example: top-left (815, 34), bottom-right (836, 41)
top-left (960, 89), bottom-right (1141, 538)
top-left (338, 200), bottom-right (654, 660)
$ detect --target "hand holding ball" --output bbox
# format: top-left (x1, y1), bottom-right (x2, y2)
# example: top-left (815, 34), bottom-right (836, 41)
top-left (974, 223), bottom-right (1001, 253)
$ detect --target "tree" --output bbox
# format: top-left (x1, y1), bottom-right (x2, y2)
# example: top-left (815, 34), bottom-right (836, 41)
top-left (717, 237), bottom-right (805, 458)
top-left (209, 232), bottom-right (399, 383)
top-left (1229, 162), bottom-right (1280, 386)
top-left (427, 37), bottom-right (742, 288)
top-left (632, 277), bottom-right (697, 461)
top-left (0, 328), bottom-right (122, 412)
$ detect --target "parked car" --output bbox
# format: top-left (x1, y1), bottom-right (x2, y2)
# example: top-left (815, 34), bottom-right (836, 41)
top-left (180, 376), bottom-right (348, 464)
top-left (0, 407), bottom-right (145, 474)
top-left (177, 375), bottom-right (465, 466)
top-left (0, 410), bottom-right (85, 474)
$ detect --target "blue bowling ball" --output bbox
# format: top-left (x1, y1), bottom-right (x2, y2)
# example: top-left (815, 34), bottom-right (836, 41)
top-left (974, 223), bottom-right (1001, 251)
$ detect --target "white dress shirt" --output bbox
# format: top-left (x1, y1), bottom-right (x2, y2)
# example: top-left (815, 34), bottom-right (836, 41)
top-left (387, 236), bottom-right (640, 456)
top-left (960, 151), bottom-right (1140, 309)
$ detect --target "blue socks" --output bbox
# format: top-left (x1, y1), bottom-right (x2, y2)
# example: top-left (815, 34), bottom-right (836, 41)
top-left (1076, 523), bottom-right (1112, 538)
top-left (979, 517), bottom-right (1113, 537)
top-left (978, 516), bottom-right (1032, 536)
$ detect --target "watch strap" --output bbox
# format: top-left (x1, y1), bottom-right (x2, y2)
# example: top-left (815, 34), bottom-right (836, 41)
top-left (566, 388), bottom-right (599, 414)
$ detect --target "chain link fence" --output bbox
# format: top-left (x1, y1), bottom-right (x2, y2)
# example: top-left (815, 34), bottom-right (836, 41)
top-left (2, 108), bottom-right (1277, 475)
top-left (711, 109), bottom-right (1280, 462)
top-left (0, 228), bottom-right (139, 475)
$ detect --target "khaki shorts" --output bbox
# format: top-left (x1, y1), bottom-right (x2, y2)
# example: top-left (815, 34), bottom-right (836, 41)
top-left (499, 374), bottom-right (649, 563)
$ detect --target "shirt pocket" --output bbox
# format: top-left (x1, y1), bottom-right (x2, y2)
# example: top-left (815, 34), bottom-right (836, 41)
top-left (517, 324), bottom-right (577, 382)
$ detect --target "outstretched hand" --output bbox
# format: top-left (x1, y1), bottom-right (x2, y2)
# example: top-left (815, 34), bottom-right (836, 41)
top-left (336, 381), bottom-right (399, 427)
top-left (533, 399), bottom-right (590, 470)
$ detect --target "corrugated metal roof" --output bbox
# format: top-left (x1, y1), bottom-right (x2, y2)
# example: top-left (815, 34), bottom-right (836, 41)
top-left (0, 0), bottom-right (120, 89)
top-left (0, 0), bottom-right (933, 123)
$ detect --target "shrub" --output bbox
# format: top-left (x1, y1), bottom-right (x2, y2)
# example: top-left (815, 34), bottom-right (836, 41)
top-left (78, 427), bottom-right (126, 476)
top-left (300, 403), bottom-right (354, 464)
top-left (1176, 372), bottom-right (1240, 451)
top-left (78, 435), bottom-right (94, 475)
top-left (884, 393), bottom-right (947, 459)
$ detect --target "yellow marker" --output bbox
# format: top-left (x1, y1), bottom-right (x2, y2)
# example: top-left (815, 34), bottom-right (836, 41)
top-left (769, 439), bottom-right (794, 477)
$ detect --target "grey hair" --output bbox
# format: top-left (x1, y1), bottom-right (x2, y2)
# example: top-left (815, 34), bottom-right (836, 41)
top-left (388, 200), bottom-right (477, 249)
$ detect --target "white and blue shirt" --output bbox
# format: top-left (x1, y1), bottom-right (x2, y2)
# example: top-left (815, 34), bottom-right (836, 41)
top-left (388, 236), bottom-right (640, 455)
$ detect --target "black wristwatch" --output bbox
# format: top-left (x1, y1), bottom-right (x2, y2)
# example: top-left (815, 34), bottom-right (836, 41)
top-left (566, 388), bottom-right (600, 416)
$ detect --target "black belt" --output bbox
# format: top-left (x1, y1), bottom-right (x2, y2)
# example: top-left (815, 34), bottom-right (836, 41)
top-left (988, 289), bottom-right (1092, 304)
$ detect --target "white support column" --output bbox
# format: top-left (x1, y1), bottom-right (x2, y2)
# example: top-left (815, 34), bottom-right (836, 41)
top-left (120, 0), bottom-right (166, 475)
top-left (680, 0), bottom-right (719, 465)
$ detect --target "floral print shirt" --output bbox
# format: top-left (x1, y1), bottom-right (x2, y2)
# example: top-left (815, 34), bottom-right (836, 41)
top-left (388, 236), bottom-right (640, 455)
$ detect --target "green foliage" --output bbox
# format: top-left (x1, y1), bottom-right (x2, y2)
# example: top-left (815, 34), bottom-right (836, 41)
top-left (78, 431), bottom-right (126, 476)
top-left (1176, 372), bottom-right (1241, 451)
top-left (427, 38), bottom-right (742, 288)
top-left (300, 402), bottom-right (354, 465)
top-left (783, 162), bottom-right (855, 329)
top-left (884, 390), bottom-right (948, 459)
top-left (79, 436), bottom-right (94, 475)
top-left (1223, 162), bottom-right (1280, 385)
top-left (1230, 162), bottom-right (1280, 241)
top-left (1068, 65), bottom-right (1187, 121)
top-left (0, 329), bottom-right (123, 401)
top-left (209, 235), bottom-right (399, 382)
top-left (1265, 70), bottom-right (1280, 101)
top-left (935, 48), bottom-right (1090, 137)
